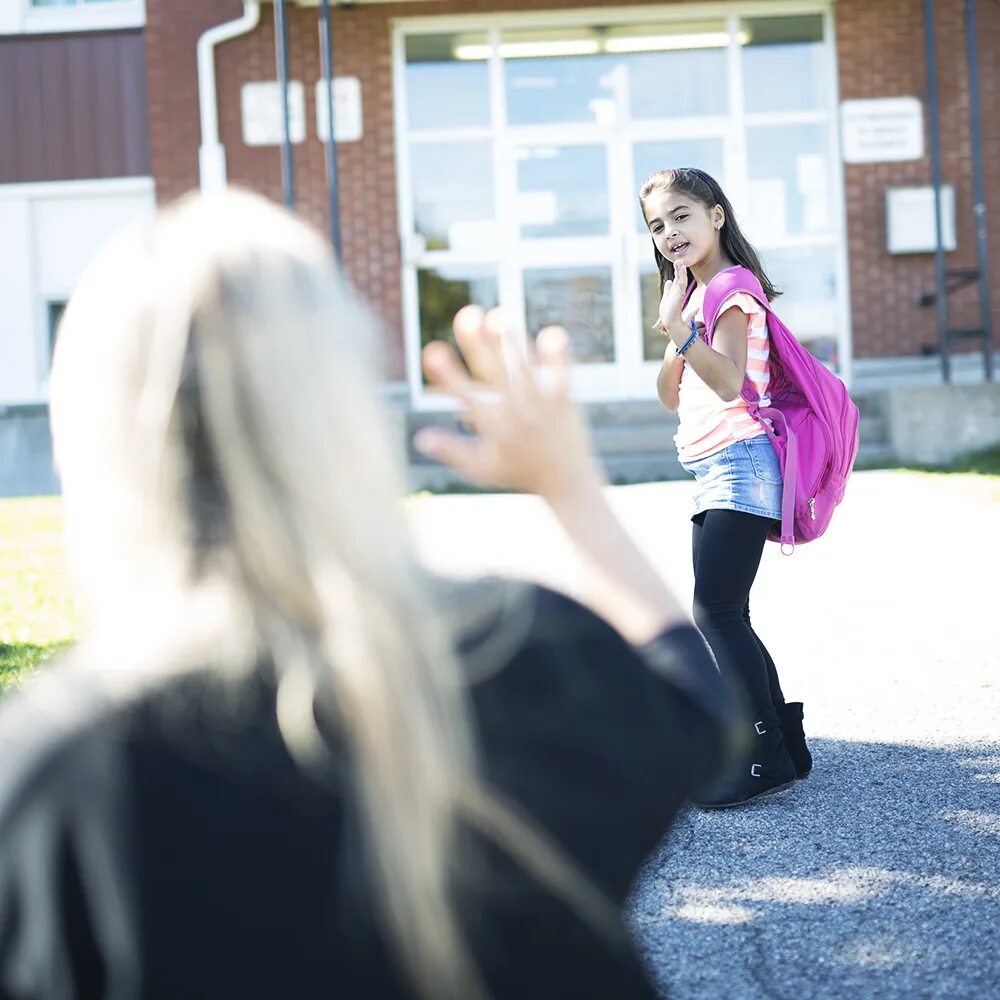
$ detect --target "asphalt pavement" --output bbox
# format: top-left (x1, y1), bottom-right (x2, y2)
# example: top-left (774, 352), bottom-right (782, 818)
top-left (410, 470), bottom-right (1000, 1000)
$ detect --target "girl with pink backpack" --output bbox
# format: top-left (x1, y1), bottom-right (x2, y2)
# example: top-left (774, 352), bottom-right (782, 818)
top-left (641, 167), bottom-right (858, 808)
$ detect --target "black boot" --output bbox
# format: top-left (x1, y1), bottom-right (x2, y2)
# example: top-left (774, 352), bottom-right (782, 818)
top-left (776, 701), bottom-right (812, 778)
top-left (692, 711), bottom-right (796, 808)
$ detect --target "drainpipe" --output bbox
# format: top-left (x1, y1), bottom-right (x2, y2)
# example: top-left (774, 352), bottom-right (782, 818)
top-left (319, 0), bottom-right (342, 256)
top-left (197, 1), bottom-right (262, 191)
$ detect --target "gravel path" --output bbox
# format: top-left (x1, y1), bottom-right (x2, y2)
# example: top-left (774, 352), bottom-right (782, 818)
top-left (410, 470), bottom-right (1000, 1000)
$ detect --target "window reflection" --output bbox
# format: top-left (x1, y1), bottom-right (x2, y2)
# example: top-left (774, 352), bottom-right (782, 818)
top-left (611, 21), bottom-right (729, 120)
top-left (742, 16), bottom-right (827, 114)
top-left (504, 45), bottom-right (617, 126)
top-left (502, 22), bottom-right (730, 126)
top-left (640, 270), bottom-right (668, 362)
top-left (643, 250), bottom-right (841, 368)
top-left (418, 269), bottom-right (498, 384)
top-left (633, 138), bottom-right (726, 232)
top-left (517, 145), bottom-right (608, 238)
top-left (745, 125), bottom-right (830, 240)
top-left (525, 268), bottom-right (614, 364)
top-left (410, 141), bottom-right (495, 251)
top-left (405, 33), bottom-right (491, 130)
top-left (760, 247), bottom-right (839, 364)
top-left (626, 49), bottom-right (728, 120)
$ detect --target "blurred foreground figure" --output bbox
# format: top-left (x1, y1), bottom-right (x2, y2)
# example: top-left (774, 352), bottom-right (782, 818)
top-left (0, 191), bottom-right (738, 1000)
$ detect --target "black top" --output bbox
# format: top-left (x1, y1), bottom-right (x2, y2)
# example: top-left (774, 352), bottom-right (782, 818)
top-left (0, 583), bottom-right (737, 999)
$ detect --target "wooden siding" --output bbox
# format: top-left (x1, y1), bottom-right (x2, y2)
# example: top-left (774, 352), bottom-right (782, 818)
top-left (0, 29), bottom-right (150, 183)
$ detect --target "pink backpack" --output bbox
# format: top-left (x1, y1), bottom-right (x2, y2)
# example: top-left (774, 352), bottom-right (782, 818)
top-left (699, 266), bottom-right (860, 553)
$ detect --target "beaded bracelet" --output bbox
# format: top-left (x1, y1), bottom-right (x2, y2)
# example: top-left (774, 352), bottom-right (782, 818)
top-left (677, 317), bottom-right (699, 356)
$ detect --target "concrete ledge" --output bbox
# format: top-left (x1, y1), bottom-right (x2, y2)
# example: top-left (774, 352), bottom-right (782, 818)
top-left (885, 382), bottom-right (1000, 465)
top-left (0, 407), bottom-right (58, 497)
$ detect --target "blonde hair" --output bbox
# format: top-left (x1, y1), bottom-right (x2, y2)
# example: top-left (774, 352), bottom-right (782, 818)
top-left (50, 190), bottom-right (616, 998)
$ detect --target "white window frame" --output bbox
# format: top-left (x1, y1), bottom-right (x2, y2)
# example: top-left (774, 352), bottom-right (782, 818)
top-left (393, 1), bottom-right (851, 407)
top-left (0, 177), bottom-right (155, 401)
top-left (19, 0), bottom-right (145, 35)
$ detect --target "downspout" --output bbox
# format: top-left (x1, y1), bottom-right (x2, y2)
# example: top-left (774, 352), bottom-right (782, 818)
top-left (197, 1), bottom-right (262, 191)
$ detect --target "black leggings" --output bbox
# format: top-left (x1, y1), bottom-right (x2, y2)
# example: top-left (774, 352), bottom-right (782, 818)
top-left (691, 509), bottom-right (784, 718)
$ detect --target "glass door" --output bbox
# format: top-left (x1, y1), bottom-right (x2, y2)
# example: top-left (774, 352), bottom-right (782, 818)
top-left (629, 134), bottom-right (729, 397)
top-left (396, 9), bottom-right (847, 406)
top-left (507, 134), bottom-right (625, 397)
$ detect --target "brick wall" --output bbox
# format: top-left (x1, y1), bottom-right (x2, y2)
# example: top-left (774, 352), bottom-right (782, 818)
top-left (145, 0), bottom-right (1000, 376)
top-left (836, 0), bottom-right (999, 359)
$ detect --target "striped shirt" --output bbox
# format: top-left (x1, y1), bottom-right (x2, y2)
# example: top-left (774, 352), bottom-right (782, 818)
top-left (674, 288), bottom-right (771, 462)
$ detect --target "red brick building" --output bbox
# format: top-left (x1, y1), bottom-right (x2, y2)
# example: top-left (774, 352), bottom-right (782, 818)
top-left (146, 0), bottom-right (1000, 400)
top-left (2, 0), bottom-right (998, 491)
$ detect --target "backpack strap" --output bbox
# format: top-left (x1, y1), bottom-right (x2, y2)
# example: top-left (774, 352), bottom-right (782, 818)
top-left (702, 267), bottom-right (798, 553)
top-left (755, 406), bottom-right (798, 555)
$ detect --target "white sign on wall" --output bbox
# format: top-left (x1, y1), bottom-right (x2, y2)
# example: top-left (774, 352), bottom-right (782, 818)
top-left (315, 77), bottom-right (363, 143)
top-left (841, 97), bottom-right (924, 164)
top-left (886, 185), bottom-right (956, 254)
top-left (241, 81), bottom-right (307, 146)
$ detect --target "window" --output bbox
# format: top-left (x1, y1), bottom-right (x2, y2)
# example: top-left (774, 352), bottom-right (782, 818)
top-left (409, 141), bottom-right (495, 252)
top-left (524, 268), bottom-right (614, 364)
top-left (23, 0), bottom-right (144, 33)
top-left (405, 33), bottom-right (491, 130)
top-left (46, 301), bottom-right (67, 367)
top-left (31, 1), bottom-right (119, 7)
top-left (501, 22), bottom-right (728, 127)
top-left (516, 144), bottom-right (608, 239)
top-left (398, 6), bottom-right (846, 402)
top-left (741, 15), bottom-right (828, 114)
top-left (417, 269), bottom-right (498, 388)
top-left (745, 125), bottom-right (832, 239)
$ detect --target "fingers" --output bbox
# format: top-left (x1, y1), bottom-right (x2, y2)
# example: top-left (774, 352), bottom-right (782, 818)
top-left (443, 304), bottom-right (568, 399)
top-left (535, 325), bottom-right (571, 395)
top-left (454, 306), bottom-right (508, 388)
top-left (485, 307), bottom-right (535, 387)
top-left (453, 304), bottom-right (485, 338)
top-left (412, 428), bottom-right (494, 485)
top-left (421, 341), bottom-right (477, 404)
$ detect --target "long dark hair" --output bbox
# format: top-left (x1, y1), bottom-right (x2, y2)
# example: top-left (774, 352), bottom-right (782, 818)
top-left (638, 167), bottom-right (780, 301)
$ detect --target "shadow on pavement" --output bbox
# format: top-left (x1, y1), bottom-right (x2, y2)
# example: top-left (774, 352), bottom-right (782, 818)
top-left (629, 738), bottom-right (1000, 1000)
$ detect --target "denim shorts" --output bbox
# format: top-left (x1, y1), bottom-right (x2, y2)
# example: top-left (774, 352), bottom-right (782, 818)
top-left (679, 435), bottom-right (783, 521)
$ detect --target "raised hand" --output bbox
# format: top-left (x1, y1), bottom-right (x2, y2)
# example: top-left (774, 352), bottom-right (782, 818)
top-left (415, 306), bottom-right (601, 499)
top-left (657, 262), bottom-right (690, 341)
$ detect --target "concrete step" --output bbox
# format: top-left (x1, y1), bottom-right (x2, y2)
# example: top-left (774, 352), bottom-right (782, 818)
top-left (602, 452), bottom-right (686, 484)
top-left (410, 440), bottom-right (895, 492)
top-left (851, 391), bottom-right (887, 418)
top-left (595, 414), bottom-right (887, 454)
top-left (859, 411), bottom-right (887, 445)
top-left (592, 422), bottom-right (676, 455)
top-left (405, 401), bottom-right (672, 435)
top-left (854, 442), bottom-right (896, 470)
top-left (407, 463), bottom-right (486, 494)
top-left (584, 399), bottom-right (670, 425)
top-left (405, 394), bottom-right (893, 490)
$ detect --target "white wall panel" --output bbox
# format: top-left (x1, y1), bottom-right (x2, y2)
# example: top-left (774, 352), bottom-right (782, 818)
top-left (0, 179), bottom-right (154, 403)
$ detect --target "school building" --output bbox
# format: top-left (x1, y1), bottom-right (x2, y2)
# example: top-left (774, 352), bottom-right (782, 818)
top-left (2, 0), bottom-right (998, 494)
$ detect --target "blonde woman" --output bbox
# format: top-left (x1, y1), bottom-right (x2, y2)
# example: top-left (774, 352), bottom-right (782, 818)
top-left (0, 191), bottom-right (739, 999)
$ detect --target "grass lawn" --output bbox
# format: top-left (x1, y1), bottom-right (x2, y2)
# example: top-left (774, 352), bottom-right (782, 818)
top-left (0, 498), bottom-right (82, 692)
top-left (1, 445), bottom-right (997, 692)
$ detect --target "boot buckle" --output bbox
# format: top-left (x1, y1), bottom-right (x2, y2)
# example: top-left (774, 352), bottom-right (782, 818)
top-left (754, 721), bottom-right (767, 735)
top-left (751, 763), bottom-right (762, 777)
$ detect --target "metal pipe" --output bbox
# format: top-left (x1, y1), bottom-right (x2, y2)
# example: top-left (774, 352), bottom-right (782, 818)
top-left (274, 0), bottom-right (295, 208)
top-left (923, 0), bottom-right (950, 382)
top-left (197, 2), bottom-right (262, 191)
top-left (319, 0), bottom-right (342, 257)
top-left (966, 0), bottom-right (993, 380)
